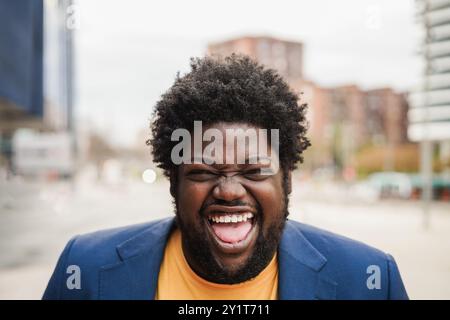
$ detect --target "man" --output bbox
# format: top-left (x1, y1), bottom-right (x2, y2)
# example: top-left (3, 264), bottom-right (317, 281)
top-left (43, 55), bottom-right (408, 300)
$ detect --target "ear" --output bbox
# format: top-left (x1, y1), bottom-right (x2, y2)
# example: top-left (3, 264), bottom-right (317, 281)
top-left (286, 170), bottom-right (292, 195)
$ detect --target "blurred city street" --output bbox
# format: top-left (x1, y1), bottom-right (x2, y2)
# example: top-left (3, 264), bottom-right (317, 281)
top-left (0, 177), bottom-right (449, 300)
top-left (1, 0), bottom-right (450, 302)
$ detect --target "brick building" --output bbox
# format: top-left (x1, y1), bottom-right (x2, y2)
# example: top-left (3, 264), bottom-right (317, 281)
top-left (208, 36), bottom-right (303, 83)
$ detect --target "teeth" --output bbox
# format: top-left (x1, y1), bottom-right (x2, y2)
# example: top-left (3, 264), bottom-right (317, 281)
top-left (208, 213), bottom-right (254, 224)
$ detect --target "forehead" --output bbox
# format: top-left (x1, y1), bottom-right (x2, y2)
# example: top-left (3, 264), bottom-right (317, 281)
top-left (189, 121), bottom-right (278, 166)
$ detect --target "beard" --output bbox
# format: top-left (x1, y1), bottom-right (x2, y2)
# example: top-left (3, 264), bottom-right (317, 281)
top-left (174, 197), bottom-right (288, 285)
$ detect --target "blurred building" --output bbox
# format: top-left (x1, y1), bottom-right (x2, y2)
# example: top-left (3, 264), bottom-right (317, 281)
top-left (0, 0), bottom-right (75, 177)
top-left (409, 1), bottom-right (450, 169)
top-left (43, 0), bottom-right (75, 132)
top-left (303, 84), bottom-right (410, 171)
top-left (367, 88), bottom-right (409, 146)
top-left (208, 36), bottom-right (303, 83)
top-left (0, 0), bottom-right (45, 167)
top-left (408, 0), bottom-right (450, 207)
top-left (409, 0), bottom-right (450, 141)
top-left (208, 36), bottom-right (411, 174)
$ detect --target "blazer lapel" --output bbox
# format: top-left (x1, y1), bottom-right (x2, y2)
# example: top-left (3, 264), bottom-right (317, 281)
top-left (98, 217), bottom-right (175, 300)
top-left (278, 220), bottom-right (337, 300)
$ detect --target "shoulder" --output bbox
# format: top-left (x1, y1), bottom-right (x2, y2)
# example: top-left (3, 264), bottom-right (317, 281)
top-left (289, 219), bottom-right (388, 261)
top-left (284, 219), bottom-right (408, 299)
top-left (43, 217), bottom-right (174, 299)
top-left (67, 221), bottom-right (157, 266)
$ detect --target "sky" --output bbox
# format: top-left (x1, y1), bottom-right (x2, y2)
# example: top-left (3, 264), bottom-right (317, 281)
top-left (74, 0), bottom-right (423, 147)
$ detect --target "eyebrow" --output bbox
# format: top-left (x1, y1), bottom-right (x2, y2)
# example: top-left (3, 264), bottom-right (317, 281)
top-left (189, 155), bottom-right (271, 165)
top-left (191, 156), bottom-right (214, 164)
top-left (249, 155), bottom-right (271, 164)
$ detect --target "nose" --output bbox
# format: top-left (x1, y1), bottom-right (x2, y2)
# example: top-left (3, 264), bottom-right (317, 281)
top-left (212, 176), bottom-right (246, 202)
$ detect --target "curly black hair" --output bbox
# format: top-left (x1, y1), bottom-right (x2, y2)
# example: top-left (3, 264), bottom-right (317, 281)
top-left (148, 54), bottom-right (310, 178)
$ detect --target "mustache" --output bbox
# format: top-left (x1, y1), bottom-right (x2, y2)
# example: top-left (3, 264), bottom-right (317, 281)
top-left (199, 199), bottom-right (258, 216)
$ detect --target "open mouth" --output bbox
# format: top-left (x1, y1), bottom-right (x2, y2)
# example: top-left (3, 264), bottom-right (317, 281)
top-left (204, 208), bottom-right (258, 254)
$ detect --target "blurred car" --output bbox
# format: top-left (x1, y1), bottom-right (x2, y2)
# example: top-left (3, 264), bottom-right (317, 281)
top-left (358, 172), bottom-right (450, 201)
top-left (409, 174), bottom-right (450, 201)
top-left (367, 172), bottom-right (413, 200)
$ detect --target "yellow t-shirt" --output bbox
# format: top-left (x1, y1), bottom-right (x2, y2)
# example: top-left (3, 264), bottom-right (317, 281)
top-left (155, 228), bottom-right (278, 300)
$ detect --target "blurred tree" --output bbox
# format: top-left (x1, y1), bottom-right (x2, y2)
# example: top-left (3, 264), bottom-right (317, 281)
top-left (354, 143), bottom-right (420, 177)
top-left (87, 133), bottom-right (116, 179)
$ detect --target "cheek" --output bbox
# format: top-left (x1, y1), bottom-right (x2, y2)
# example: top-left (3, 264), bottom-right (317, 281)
top-left (178, 180), bottom-right (211, 218)
top-left (251, 178), bottom-right (285, 224)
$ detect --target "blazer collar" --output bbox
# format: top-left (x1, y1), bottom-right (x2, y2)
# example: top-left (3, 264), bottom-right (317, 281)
top-left (99, 217), bottom-right (175, 299)
top-left (98, 217), bottom-right (337, 300)
top-left (278, 219), bottom-right (337, 300)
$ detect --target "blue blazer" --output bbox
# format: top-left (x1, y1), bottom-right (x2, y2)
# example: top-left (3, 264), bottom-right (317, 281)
top-left (43, 217), bottom-right (408, 300)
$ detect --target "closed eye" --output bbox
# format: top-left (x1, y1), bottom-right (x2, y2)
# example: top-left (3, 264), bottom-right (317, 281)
top-left (187, 170), bottom-right (218, 181)
top-left (243, 168), bottom-right (268, 180)
top-left (189, 170), bottom-right (215, 175)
